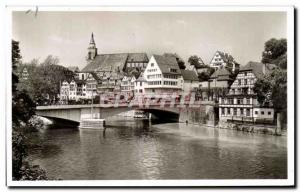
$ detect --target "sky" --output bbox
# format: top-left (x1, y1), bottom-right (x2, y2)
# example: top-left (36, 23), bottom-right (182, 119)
top-left (12, 11), bottom-right (286, 69)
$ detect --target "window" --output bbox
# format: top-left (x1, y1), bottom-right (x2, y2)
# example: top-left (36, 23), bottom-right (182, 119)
top-left (228, 108), bottom-right (231, 115)
top-left (140, 82), bottom-right (142, 86)
top-left (151, 63), bottom-right (154, 67)
top-left (244, 72), bottom-right (247, 76)
top-left (170, 68), bottom-right (177, 73)
top-left (268, 111), bottom-right (272, 115)
top-left (238, 79), bottom-right (241, 85)
top-left (228, 98), bottom-right (234, 105)
top-left (261, 111), bottom-right (264, 115)
top-left (240, 108), bottom-right (244, 115)
top-left (237, 98), bottom-right (243, 105)
top-left (246, 109), bottom-right (250, 116)
top-left (152, 89), bottom-right (155, 93)
top-left (246, 98), bottom-right (250, 104)
top-left (233, 108), bottom-right (237, 115)
top-left (244, 79), bottom-right (247, 85)
top-left (221, 108), bottom-right (225, 115)
top-left (255, 111), bottom-right (258, 115)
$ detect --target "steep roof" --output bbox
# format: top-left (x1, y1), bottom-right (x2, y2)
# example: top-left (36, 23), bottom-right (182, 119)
top-left (127, 53), bottom-right (149, 63)
top-left (81, 53), bottom-right (149, 73)
top-left (81, 53), bottom-right (128, 72)
top-left (68, 66), bottom-right (79, 72)
top-left (210, 67), bottom-right (232, 81)
top-left (153, 54), bottom-right (181, 75)
top-left (210, 51), bottom-right (235, 65)
top-left (163, 53), bottom-right (185, 63)
top-left (180, 70), bottom-right (199, 81)
top-left (210, 67), bottom-right (231, 78)
top-left (239, 61), bottom-right (276, 78)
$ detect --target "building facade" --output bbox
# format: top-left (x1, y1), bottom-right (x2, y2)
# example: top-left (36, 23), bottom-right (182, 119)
top-left (209, 51), bottom-right (240, 72)
top-left (219, 61), bottom-right (275, 123)
top-left (143, 55), bottom-right (183, 97)
top-left (121, 75), bottom-right (136, 96)
top-left (180, 69), bottom-right (199, 94)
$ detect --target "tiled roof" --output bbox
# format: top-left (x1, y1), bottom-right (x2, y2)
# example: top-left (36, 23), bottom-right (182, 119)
top-left (81, 53), bottom-right (128, 72)
top-left (127, 53), bottom-right (149, 63)
top-left (239, 61), bottom-right (276, 78)
top-left (210, 67), bottom-right (232, 79)
top-left (180, 70), bottom-right (199, 81)
top-left (81, 53), bottom-right (149, 73)
top-left (153, 54), bottom-right (181, 75)
top-left (68, 66), bottom-right (79, 72)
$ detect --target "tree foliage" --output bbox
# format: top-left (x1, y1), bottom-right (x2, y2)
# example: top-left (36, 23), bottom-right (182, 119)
top-left (12, 40), bottom-right (50, 180)
top-left (188, 55), bottom-right (202, 68)
top-left (262, 38), bottom-right (287, 69)
top-left (253, 69), bottom-right (287, 111)
top-left (18, 55), bottom-right (75, 105)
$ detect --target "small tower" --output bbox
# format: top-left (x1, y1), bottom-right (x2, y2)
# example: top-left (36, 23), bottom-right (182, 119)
top-left (87, 33), bottom-right (97, 61)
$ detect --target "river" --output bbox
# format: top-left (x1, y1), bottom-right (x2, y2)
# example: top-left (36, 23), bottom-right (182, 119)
top-left (28, 120), bottom-right (287, 180)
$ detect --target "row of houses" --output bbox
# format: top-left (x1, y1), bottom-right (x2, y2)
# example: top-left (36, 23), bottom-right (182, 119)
top-left (17, 33), bottom-right (275, 124)
top-left (59, 53), bottom-right (199, 102)
top-left (197, 61), bottom-right (277, 123)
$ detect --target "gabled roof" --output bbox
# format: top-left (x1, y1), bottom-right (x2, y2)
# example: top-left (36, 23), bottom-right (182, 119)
top-left (81, 53), bottom-right (128, 72)
top-left (163, 53), bottom-right (185, 63)
top-left (81, 53), bottom-right (149, 73)
top-left (210, 67), bottom-right (232, 81)
top-left (210, 67), bottom-right (231, 78)
top-left (68, 66), bottom-right (79, 72)
top-left (209, 51), bottom-right (236, 65)
top-left (86, 72), bottom-right (101, 82)
top-left (239, 61), bottom-right (276, 78)
top-left (180, 70), bottom-right (199, 81)
top-left (153, 54), bottom-right (181, 75)
top-left (127, 53), bottom-right (149, 63)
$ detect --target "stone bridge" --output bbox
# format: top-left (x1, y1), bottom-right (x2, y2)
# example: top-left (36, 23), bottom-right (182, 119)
top-left (36, 101), bottom-right (216, 126)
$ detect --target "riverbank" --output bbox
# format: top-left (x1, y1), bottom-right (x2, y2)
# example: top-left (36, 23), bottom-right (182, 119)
top-left (179, 121), bottom-right (286, 136)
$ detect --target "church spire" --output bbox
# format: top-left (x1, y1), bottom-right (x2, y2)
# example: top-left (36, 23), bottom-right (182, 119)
top-left (87, 32), bottom-right (97, 61)
top-left (90, 32), bottom-right (95, 45)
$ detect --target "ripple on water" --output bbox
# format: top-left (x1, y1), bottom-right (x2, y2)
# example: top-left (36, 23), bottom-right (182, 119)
top-left (28, 121), bottom-right (287, 180)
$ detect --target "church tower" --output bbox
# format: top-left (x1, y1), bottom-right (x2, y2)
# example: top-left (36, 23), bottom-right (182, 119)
top-left (87, 33), bottom-right (97, 61)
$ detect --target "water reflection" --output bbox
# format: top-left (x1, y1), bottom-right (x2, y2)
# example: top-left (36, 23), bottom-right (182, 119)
top-left (28, 120), bottom-right (287, 180)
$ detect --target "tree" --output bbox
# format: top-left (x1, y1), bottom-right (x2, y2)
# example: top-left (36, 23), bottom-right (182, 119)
top-left (253, 69), bottom-right (287, 123)
top-left (12, 40), bottom-right (50, 180)
top-left (198, 67), bottom-right (215, 82)
top-left (18, 55), bottom-right (75, 105)
top-left (188, 55), bottom-right (200, 68)
top-left (262, 38), bottom-right (287, 69)
top-left (12, 40), bottom-right (35, 179)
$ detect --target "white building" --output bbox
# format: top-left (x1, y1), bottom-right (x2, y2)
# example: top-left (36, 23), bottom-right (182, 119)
top-left (143, 55), bottom-right (183, 97)
top-left (60, 79), bottom-right (88, 102)
top-left (219, 61), bottom-right (275, 123)
top-left (134, 73), bottom-right (147, 96)
top-left (85, 73), bottom-right (100, 99)
top-left (121, 75), bottom-right (136, 96)
top-left (60, 80), bottom-right (70, 103)
top-left (69, 80), bottom-right (78, 100)
top-left (209, 51), bottom-right (240, 72)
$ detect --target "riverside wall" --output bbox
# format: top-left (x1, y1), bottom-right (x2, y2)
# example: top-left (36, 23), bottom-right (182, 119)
top-left (178, 105), bottom-right (282, 136)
